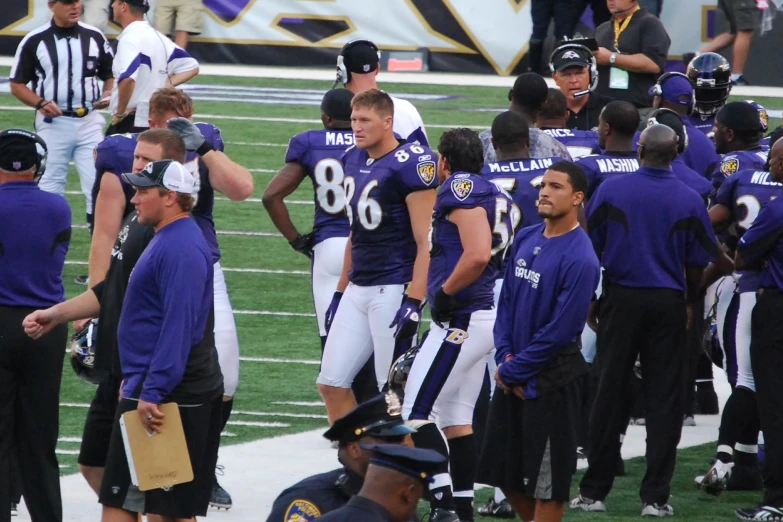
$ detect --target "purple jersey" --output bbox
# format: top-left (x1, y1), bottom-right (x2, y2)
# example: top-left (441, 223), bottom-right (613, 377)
top-left (540, 128), bottom-right (600, 160)
top-left (481, 157), bottom-right (560, 230)
top-left (93, 133), bottom-right (139, 220)
top-left (576, 152), bottom-right (639, 198)
top-left (761, 136), bottom-right (771, 151)
top-left (284, 128), bottom-right (353, 244)
top-left (342, 141), bottom-right (438, 286)
top-left (716, 168), bottom-right (783, 292)
top-left (684, 114), bottom-right (716, 135)
top-left (712, 148), bottom-right (769, 191)
top-left (428, 173), bottom-right (514, 313)
top-left (672, 158), bottom-right (712, 200)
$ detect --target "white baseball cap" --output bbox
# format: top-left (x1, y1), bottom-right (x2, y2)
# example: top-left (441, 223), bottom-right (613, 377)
top-left (122, 159), bottom-right (195, 194)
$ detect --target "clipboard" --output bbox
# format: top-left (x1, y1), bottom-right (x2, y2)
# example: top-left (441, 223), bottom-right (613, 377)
top-left (119, 402), bottom-right (194, 491)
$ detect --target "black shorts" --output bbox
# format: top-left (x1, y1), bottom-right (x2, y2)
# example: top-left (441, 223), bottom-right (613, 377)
top-left (719, 0), bottom-right (760, 33)
top-left (78, 372), bottom-right (122, 467)
top-left (98, 395), bottom-right (223, 517)
top-left (476, 379), bottom-right (581, 503)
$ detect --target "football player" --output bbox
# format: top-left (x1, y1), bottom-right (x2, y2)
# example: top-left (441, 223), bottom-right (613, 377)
top-left (317, 89), bottom-right (437, 423)
top-left (712, 101), bottom-right (768, 192)
top-left (334, 40), bottom-right (428, 146)
top-left (537, 88), bottom-right (600, 160)
top-left (745, 100), bottom-right (770, 151)
top-left (401, 128), bottom-right (514, 522)
top-left (685, 52), bottom-right (732, 135)
top-left (696, 132), bottom-right (783, 496)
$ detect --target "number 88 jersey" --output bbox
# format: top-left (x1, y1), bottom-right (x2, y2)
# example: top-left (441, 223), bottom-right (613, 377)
top-left (341, 141), bottom-right (438, 286)
top-left (284, 128), bottom-right (354, 245)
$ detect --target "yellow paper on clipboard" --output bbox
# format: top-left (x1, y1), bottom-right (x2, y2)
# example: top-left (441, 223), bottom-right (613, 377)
top-left (119, 402), bottom-right (193, 491)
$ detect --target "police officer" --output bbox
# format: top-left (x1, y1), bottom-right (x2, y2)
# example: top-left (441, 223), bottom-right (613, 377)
top-left (0, 129), bottom-right (71, 522)
top-left (266, 394), bottom-right (415, 522)
top-left (572, 125), bottom-right (722, 516)
top-left (318, 445), bottom-right (446, 522)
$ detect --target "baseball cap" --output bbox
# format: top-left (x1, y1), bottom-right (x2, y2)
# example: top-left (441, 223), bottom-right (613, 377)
top-left (649, 75), bottom-right (693, 106)
top-left (122, 159), bottom-right (195, 194)
top-left (551, 46), bottom-right (592, 72)
top-left (120, 0), bottom-right (150, 9)
top-left (322, 394), bottom-right (415, 444)
top-left (361, 444), bottom-right (447, 484)
top-left (0, 130), bottom-right (40, 173)
top-left (341, 40), bottom-right (380, 75)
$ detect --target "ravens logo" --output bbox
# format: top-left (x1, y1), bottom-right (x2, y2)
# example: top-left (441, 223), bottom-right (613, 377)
top-left (451, 178), bottom-right (473, 201)
top-left (417, 161), bottom-right (436, 185)
top-left (720, 157), bottom-right (739, 176)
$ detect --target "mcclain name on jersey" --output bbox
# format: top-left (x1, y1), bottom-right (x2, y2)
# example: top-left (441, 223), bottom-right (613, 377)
top-left (487, 158), bottom-right (554, 173)
top-left (325, 131), bottom-right (354, 147)
top-left (515, 257), bottom-right (541, 288)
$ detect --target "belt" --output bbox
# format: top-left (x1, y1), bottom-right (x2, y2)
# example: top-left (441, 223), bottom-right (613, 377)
top-left (61, 108), bottom-right (90, 118)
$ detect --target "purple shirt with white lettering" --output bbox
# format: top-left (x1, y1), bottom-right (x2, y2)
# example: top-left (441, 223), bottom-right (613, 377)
top-left (285, 128), bottom-right (353, 244)
top-left (576, 151), bottom-right (640, 198)
top-left (540, 128), bottom-right (600, 160)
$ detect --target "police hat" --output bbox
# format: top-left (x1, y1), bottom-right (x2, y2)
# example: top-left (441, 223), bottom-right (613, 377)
top-left (322, 394), bottom-right (415, 444)
top-left (361, 444), bottom-right (446, 484)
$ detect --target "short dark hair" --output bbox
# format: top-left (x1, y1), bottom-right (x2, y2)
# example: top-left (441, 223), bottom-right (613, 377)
top-left (491, 111), bottom-right (529, 151)
top-left (137, 129), bottom-right (187, 163)
top-left (351, 88), bottom-right (394, 119)
top-left (539, 88), bottom-right (568, 120)
top-left (437, 128), bottom-right (484, 174)
top-left (717, 101), bottom-right (764, 143)
top-left (511, 73), bottom-right (549, 112)
top-left (548, 160), bottom-right (587, 195)
top-left (601, 101), bottom-right (640, 137)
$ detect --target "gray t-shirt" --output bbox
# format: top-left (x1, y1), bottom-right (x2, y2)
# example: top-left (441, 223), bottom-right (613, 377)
top-left (479, 127), bottom-right (572, 164)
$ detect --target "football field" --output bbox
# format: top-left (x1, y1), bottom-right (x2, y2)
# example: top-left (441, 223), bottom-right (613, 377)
top-left (0, 66), bottom-right (780, 520)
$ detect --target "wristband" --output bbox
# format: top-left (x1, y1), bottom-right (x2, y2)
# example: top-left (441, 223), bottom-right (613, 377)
top-left (35, 99), bottom-right (50, 110)
top-left (196, 140), bottom-right (215, 156)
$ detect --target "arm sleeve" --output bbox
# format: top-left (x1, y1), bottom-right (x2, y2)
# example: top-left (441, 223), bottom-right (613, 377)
top-left (10, 37), bottom-right (37, 85)
top-left (492, 247), bottom-right (517, 364)
top-left (737, 204), bottom-right (783, 264)
top-left (285, 133), bottom-right (308, 164)
top-left (167, 45), bottom-right (199, 75)
top-left (91, 280), bottom-right (106, 303)
top-left (684, 203), bottom-right (720, 267)
top-left (115, 40), bottom-right (144, 83)
top-left (585, 187), bottom-right (608, 259)
top-left (97, 32), bottom-right (114, 81)
top-left (499, 256), bottom-right (599, 385)
top-left (714, 173), bottom-right (736, 209)
top-left (640, 18), bottom-right (670, 71)
top-left (397, 146), bottom-right (438, 196)
top-left (140, 246), bottom-right (210, 404)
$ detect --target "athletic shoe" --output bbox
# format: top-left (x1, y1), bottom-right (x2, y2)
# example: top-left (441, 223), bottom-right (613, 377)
top-left (576, 446), bottom-right (588, 459)
top-left (477, 498), bottom-right (515, 519)
top-left (732, 76), bottom-right (750, 86)
top-left (74, 275), bottom-right (89, 286)
top-left (698, 460), bottom-right (733, 495)
top-left (736, 506), bottom-right (783, 521)
top-left (11, 503), bottom-right (17, 517)
top-left (683, 416), bottom-right (697, 427)
top-left (642, 503), bottom-right (674, 517)
top-left (210, 466), bottom-right (232, 510)
top-left (428, 508), bottom-right (460, 522)
top-left (570, 495), bottom-right (607, 512)
top-left (727, 464), bottom-right (764, 491)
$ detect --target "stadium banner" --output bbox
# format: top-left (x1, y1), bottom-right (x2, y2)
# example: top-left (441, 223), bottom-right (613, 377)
top-left (1, 0), bottom-right (781, 83)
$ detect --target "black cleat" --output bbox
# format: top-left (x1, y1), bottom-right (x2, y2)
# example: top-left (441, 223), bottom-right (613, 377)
top-left (477, 498), bottom-right (515, 519)
top-left (74, 275), bottom-right (89, 286)
top-left (428, 508), bottom-right (460, 522)
top-left (210, 465), bottom-right (232, 510)
top-left (727, 465), bottom-right (764, 491)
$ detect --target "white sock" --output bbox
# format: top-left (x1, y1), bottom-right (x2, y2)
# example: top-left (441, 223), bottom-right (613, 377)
top-left (494, 487), bottom-right (506, 503)
top-left (731, 73), bottom-right (743, 81)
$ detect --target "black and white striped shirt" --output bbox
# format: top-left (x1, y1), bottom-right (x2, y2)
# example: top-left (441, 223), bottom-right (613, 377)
top-left (10, 20), bottom-right (113, 112)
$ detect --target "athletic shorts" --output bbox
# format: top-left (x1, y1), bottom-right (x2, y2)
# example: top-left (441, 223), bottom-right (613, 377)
top-left (476, 379), bottom-right (581, 503)
top-left (153, 0), bottom-right (204, 35)
top-left (719, 0), bottom-right (760, 33)
top-left (78, 372), bottom-right (122, 467)
top-left (99, 395), bottom-right (222, 517)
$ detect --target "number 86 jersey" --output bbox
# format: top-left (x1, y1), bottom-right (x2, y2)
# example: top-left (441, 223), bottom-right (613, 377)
top-left (341, 141), bottom-right (438, 286)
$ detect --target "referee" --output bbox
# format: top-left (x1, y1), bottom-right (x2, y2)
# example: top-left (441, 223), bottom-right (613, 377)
top-left (0, 129), bottom-right (71, 522)
top-left (10, 0), bottom-right (113, 227)
top-left (572, 125), bottom-right (721, 516)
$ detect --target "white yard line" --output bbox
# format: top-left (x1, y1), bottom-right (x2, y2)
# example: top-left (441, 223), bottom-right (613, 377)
top-left (233, 310), bottom-right (315, 317)
top-left (272, 401), bottom-right (324, 407)
top-left (64, 190), bottom-right (314, 205)
top-left (227, 141), bottom-right (288, 147)
top-left (240, 357), bottom-right (320, 365)
top-left (70, 224), bottom-right (282, 237)
top-left (234, 410), bottom-right (328, 420)
top-left (55, 450), bottom-right (80, 455)
top-left (63, 260), bottom-right (308, 275)
top-left (57, 437), bottom-right (82, 443)
top-left (226, 420), bottom-right (290, 428)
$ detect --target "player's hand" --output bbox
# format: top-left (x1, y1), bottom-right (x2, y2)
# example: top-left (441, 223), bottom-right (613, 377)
top-left (324, 291), bottom-right (343, 333)
top-left (167, 117), bottom-right (206, 151)
top-left (512, 386), bottom-right (525, 400)
top-left (494, 364), bottom-right (510, 395)
top-left (594, 47), bottom-right (613, 66)
top-left (93, 94), bottom-right (110, 110)
top-left (74, 317), bottom-right (92, 332)
top-left (390, 297), bottom-right (422, 339)
top-left (587, 301), bottom-right (599, 332)
top-left (138, 400), bottom-right (165, 434)
top-left (430, 288), bottom-right (460, 326)
top-left (22, 308), bottom-right (59, 340)
top-left (289, 233), bottom-right (314, 258)
top-left (39, 101), bottom-right (62, 118)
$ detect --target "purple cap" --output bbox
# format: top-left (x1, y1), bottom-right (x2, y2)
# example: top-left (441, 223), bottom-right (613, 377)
top-left (649, 75), bottom-right (693, 106)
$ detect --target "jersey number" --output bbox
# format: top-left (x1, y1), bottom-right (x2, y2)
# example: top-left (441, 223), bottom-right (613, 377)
top-left (343, 177), bottom-right (382, 230)
top-left (313, 158), bottom-right (345, 214)
top-left (394, 145), bottom-right (426, 163)
top-left (736, 195), bottom-right (760, 231)
top-left (490, 176), bottom-right (544, 192)
top-left (491, 197), bottom-right (521, 257)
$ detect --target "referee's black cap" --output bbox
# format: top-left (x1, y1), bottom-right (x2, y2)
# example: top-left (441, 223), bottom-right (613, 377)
top-left (0, 129), bottom-right (40, 173)
top-left (322, 394), bottom-right (415, 444)
top-left (361, 444), bottom-right (446, 484)
top-left (321, 88), bottom-right (354, 121)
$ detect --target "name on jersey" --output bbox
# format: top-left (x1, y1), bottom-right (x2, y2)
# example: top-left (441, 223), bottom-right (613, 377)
top-left (751, 171), bottom-right (783, 186)
top-left (595, 158), bottom-right (639, 173)
top-left (542, 128), bottom-right (575, 138)
top-left (326, 131), bottom-right (354, 147)
top-left (488, 158), bottom-right (554, 173)
top-left (514, 258), bottom-right (540, 288)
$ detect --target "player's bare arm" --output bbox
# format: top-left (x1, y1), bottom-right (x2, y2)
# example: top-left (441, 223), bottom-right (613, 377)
top-left (336, 234), bottom-right (352, 293)
top-left (113, 78), bottom-right (135, 124)
top-left (166, 68), bottom-right (200, 88)
top-left (203, 148), bottom-right (254, 201)
top-left (405, 189), bottom-right (437, 300)
top-left (22, 290), bottom-right (101, 340)
top-left (88, 174), bottom-right (126, 285)
top-left (262, 162), bottom-right (307, 242)
top-left (442, 207), bottom-right (492, 294)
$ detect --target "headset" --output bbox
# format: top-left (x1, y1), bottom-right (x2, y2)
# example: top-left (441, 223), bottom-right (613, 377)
top-left (650, 71), bottom-right (690, 96)
top-left (333, 39), bottom-right (381, 89)
top-left (0, 128), bottom-right (48, 181)
top-left (548, 42), bottom-right (598, 98)
top-left (647, 108), bottom-right (690, 154)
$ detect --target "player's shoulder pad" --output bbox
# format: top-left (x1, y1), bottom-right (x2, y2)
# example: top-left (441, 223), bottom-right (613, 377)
top-left (99, 132), bottom-right (136, 150)
top-left (719, 155), bottom-right (740, 177)
top-left (284, 499), bottom-right (322, 522)
top-left (394, 143), bottom-right (437, 186)
top-left (195, 122), bottom-right (224, 150)
top-left (442, 173), bottom-right (493, 204)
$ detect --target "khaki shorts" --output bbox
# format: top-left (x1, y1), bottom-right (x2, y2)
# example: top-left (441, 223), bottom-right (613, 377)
top-left (81, 0), bottom-right (109, 31)
top-left (154, 0), bottom-right (204, 35)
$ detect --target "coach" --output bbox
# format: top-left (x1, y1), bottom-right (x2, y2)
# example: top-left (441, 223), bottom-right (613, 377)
top-left (0, 129), bottom-right (71, 522)
top-left (10, 0), bottom-right (113, 227)
top-left (572, 125), bottom-right (721, 516)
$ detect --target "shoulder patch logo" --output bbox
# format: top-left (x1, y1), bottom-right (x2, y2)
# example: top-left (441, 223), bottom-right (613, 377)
top-left (451, 178), bottom-right (473, 201)
top-left (284, 499), bottom-right (321, 521)
top-left (720, 157), bottom-right (739, 176)
top-left (417, 160), bottom-right (436, 185)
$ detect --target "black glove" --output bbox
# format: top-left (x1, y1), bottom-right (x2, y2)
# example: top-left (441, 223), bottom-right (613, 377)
top-left (289, 233), bottom-right (314, 258)
top-left (431, 288), bottom-right (460, 325)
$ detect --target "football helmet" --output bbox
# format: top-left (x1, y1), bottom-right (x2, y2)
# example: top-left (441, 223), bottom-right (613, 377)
top-left (686, 52), bottom-right (732, 118)
top-left (387, 340), bottom-right (422, 398)
top-left (70, 319), bottom-right (100, 385)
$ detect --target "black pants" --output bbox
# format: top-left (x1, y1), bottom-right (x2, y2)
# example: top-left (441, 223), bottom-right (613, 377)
top-left (0, 305), bottom-right (67, 522)
top-left (105, 114), bottom-right (147, 136)
top-left (580, 285), bottom-right (687, 505)
top-left (750, 290), bottom-right (783, 507)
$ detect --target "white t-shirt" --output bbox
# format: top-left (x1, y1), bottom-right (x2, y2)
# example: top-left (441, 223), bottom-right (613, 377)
top-left (111, 20), bottom-right (199, 127)
top-left (391, 95), bottom-right (428, 146)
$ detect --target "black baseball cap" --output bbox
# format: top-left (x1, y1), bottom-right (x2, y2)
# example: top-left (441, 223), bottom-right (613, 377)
top-left (551, 45), bottom-right (592, 72)
top-left (0, 129), bottom-right (40, 173)
top-left (120, 0), bottom-right (150, 9)
top-left (341, 40), bottom-right (380, 75)
top-left (716, 101), bottom-right (762, 132)
top-left (322, 394), bottom-right (415, 444)
top-left (361, 444), bottom-right (446, 484)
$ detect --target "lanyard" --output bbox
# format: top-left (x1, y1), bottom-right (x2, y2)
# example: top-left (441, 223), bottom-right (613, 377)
top-left (613, 5), bottom-right (640, 52)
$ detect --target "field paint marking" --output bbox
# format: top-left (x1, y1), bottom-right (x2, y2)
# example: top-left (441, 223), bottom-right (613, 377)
top-left (233, 410), bottom-right (328, 419)
top-left (58, 437), bottom-right (82, 443)
top-left (234, 310), bottom-right (315, 317)
top-left (240, 357), bottom-right (320, 365)
top-left (227, 141), bottom-right (287, 147)
top-left (55, 449), bottom-right (80, 455)
top-left (60, 402), bottom-right (90, 408)
top-left (70, 224), bottom-right (283, 237)
top-left (63, 260), bottom-right (308, 275)
top-left (272, 401), bottom-right (324, 407)
top-left (64, 190), bottom-right (314, 205)
top-left (226, 420), bottom-right (290, 428)
top-left (221, 431), bottom-right (237, 437)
